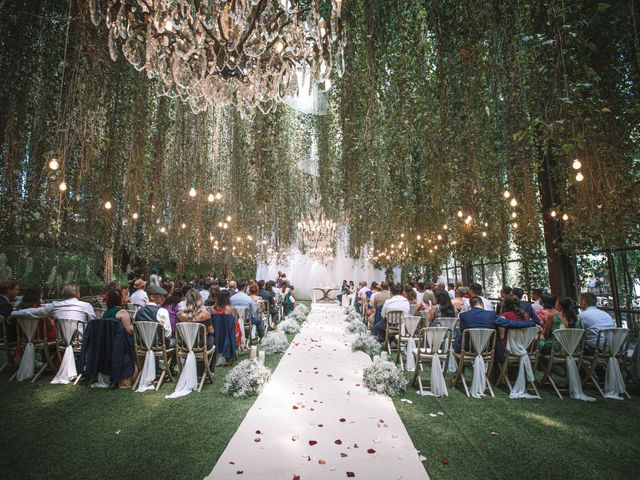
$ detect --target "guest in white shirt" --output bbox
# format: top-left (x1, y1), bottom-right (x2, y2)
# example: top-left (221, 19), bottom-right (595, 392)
top-left (149, 268), bottom-right (162, 287)
top-left (12, 284), bottom-right (96, 323)
top-left (415, 281), bottom-right (425, 305)
top-left (531, 288), bottom-right (544, 312)
top-left (579, 292), bottom-right (615, 350)
top-left (134, 285), bottom-right (172, 341)
top-left (462, 283), bottom-right (494, 312)
top-left (129, 279), bottom-right (149, 309)
top-left (375, 283), bottom-right (410, 342)
top-left (436, 271), bottom-right (446, 287)
top-left (447, 282), bottom-right (455, 299)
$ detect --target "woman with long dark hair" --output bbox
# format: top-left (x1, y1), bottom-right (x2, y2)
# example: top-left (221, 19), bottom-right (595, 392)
top-left (211, 289), bottom-right (239, 365)
top-left (428, 290), bottom-right (456, 324)
top-left (500, 294), bottom-right (530, 322)
top-left (539, 296), bottom-right (583, 352)
top-left (162, 288), bottom-right (184, 337)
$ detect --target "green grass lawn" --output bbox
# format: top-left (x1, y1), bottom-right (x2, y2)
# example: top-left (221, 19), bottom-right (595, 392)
top-left (395, 367), bottom-right (640, 480)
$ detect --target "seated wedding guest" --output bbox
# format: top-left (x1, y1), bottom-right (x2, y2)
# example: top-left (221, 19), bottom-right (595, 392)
top-left (447, 283), bottom-right (455, 299)
top-left (231, 280), bottom-right (264, 338)
top-left (451, 287), bottom-right (466, 314)
top-left (536, 293), bottom-right (557, 326)
top-left (149, 267), bottom-right (162, 287)
top-left (102, 280), bottom-right (121, 303)
top-left (18, 285), bottom-right (56, 342)
top-left (512, 287), bottom-right (540, 324)
top-left (0, 280), bottom-right (20, 341)
top-left (103, 289), bottom-right (133, 335)
top-left (177, 285), bottom-right (190, 311)
top-left (500, 294), bottom-right (530, 322)
top-left (455, 296), bottom-right (538, 363)
top-left (200, 280), bottom-right (211, 302)
top-left (258, 280), bottom-right (277, 322)
top-left (429, 290), bottom-right (456, 324)
top-left (12, 284), bottom-right (96, 324)
top-left (495, 286), bottom-right (512, 314)
top-left (134, 285), bottom-right (172, 342)
top-left (415, 281), bottom-right (426, 305)
top-left (423, 283), bottom-right (436, 306)
top-left (228, 280), bottom-right (238, 295)
top-left (211, 289), bottom-right (240, 361)
top-left (462, 283), bottom-right (494, 312)
top-left (539, 296), bottom-right (583, 353)
top-left (248, 281), bottom-right (261, 303)
top-left (369, 282), bottom-right (390, 329)
top-left (284, 285), bottom-right (296, 316)
top-left (178, 289), bottom-right (214, 350)
top-left (531, 288), bottom-right (544, 311)
top-left (129, 279), bottom-right (149, 309)
top-left (436, 271), bottom-right (446, 286)
top-left (375, 283), bottom-right (410, 342)
top-left (162, 288), bottom-right (185, 337)
top-left (578, 292), bottom-right (615, 351)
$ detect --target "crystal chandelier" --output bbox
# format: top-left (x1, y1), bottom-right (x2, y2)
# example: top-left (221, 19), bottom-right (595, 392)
top-left (89, 0), bottom-right (345, 116)
top-left (297, 211), bottom-right (336, 263)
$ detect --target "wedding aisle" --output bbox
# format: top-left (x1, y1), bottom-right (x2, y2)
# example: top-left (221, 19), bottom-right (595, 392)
top-left (207, 303), bottom-right (429, 480)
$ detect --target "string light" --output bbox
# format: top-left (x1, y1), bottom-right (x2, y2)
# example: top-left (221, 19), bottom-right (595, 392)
top-left (512, 222), bottom-right (518, 229)
top-left (482, 231), bottom-right (487, 237)
top-left (562, 213), bottom-right (569, 221)
top-left (132, 212), bottom-right (139, 220)
top-left (189, 183), bottom-right (196, 197)
top-left (575, 172), bottom-right (584, 182)
top-left (511, 212), bottom-right (517, 218)
top-left (503, 190), bottom-right (511, 198)
top-left (59, 181), bottom-right (67, 192)
top-left (437, 234), bottom-right (442, 240)
top-left (215, 191), bottom-right (222, 200)
top-left (551, 210), bottom-right (557, 218)
top-left (48, 158), bottom-right (60, 170)
top-left (443, 224), bottom-right (448, 230)
top-left (510, 198), bottom-right (517, 207)
top-left (416, 235), bottom-right (421, 240)
top-left (160, 226), bottom-right (166, 233)
top-left (572, 158), bottom-right (582, 170)
top-left (223, 223), bottom-right (228, 229)
top-left (104, 201), bottom-right (112, 210)
top-left (457, 210), bottom-right (463, 218)
top-left (208, 193), bottom-right (214, 202)
top-left (226, 215), bottom-right (232, 222)
top-left (181, 223), bottom-right (186, 229)
top-left (464, 215), bottom-right (472, 224)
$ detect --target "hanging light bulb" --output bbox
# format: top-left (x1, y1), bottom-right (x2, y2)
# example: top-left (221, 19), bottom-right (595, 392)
top-left (104, 201), bottom-right (112, 210)
top-left (132, 212), bottom-right (139, 220)
top-left (511, 212), bottom-right (517, 218)
top-left (482, 231), bottom-right (487, 237)
top-left (160, 226), bottom-right (166, 233)
top-left (218, 221), bottom-right (223, 228)
top-left (572, 158), bottom-right (582, 170)
top-left (208, 193), bottom-right (214, 202)
top-left (465, 215), bottom-right (472, 224)
top-left (223, 222), bottom-right (228, 229)
top-left (512, 222), bottom-right (518, 229)
top-left (457, 210), bottom-right (463, 218)
top-left (48, 158), bottom-right (60, 170)
top-left (550, 210), bottom-right (557, 218)
top-left (181, 223), bottom-right (186, 229)
top-left (416, 235), bottom-right (421, 240)
top-left (503, 190), bottom-right (511, 198)
top-left (510, 198), bottom-right (518, 207)
top-left (59, 181), bottom-right (67, 192)
top-left (226, 215), bottom-right (232, 222)
top-left (437, 234), bottom-right (442, 240)
top-left (576, 172), bottom-right (584, 182)
top-left (189, 183), bottom-right (196, 197)
top-left (443, 224), bottom-right (448, 230)
top-left (215, 191), bottom-right (222, 200)
top-left (562, 213), bottom-right (569, 221)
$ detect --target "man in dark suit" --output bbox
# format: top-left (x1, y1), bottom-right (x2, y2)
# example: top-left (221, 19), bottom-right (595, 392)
top-left (512, 287), bottom-right (540, 324)
top-left (455, 296), bottom-right (539, 363)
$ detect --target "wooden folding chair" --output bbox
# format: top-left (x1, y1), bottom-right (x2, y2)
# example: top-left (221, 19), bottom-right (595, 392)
top-left (582, 327), bottom-right (631, 399)
top-left (10, 316), bottom-right (57, 383)
top-left (383, 311), bottom-right (403, 359)
top-left (133, 321), bottom-right (175, 391)
top-left (452, 328), bottom-right (496, 397)
top-left (396, 315), bottom-right (423, 369)
top-left (539, 328), bottom-right (586, 399)
top-left (174, 323), bottom-right (215, 392)
top-left (0, 315), bottom-right (17, 373)
top-left (258, 299), bottom-right (271, 331)
top-left (496, 326), bottom-right (541, 397)
top-left (412, 326), bottom-right (451, 395)
top-left (55, 318), bottom-right (85, 385)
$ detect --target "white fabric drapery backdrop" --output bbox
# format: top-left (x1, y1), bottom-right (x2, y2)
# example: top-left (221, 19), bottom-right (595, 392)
top-left (51, 319), bottom-right (80, 384)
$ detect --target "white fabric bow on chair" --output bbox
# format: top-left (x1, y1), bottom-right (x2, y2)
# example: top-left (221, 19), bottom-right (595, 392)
top-left (15, 317), bottom-right (39, 382)
top-left (135, 321), bottom-right (159, 393)
top-left (506, 327), bottom-right (540, 399)
top-left (404, 316), bottom-right (421, 372)
top-left (437, 317), bottom-right (458, 374)
top-left (51, 319), bottom-right (80, 384)
top-left (428, 327), bottom-right (449, 397)
top-left (602, 328), bottom-right (628, 400)
top-left (469, 329), bottom-right (494, 398)
top-left (235, 306), bottom-right (248, 345)
top-left (166, 323), bottom-right (199, 399)
top-left (554, 329), bottom-right (595, 402)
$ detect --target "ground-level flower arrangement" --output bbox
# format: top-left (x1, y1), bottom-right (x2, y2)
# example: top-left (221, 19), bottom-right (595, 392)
top-left (346, 311), bottom-right (363, 323)
top-left (260, 331), bottom-right (290, 354)
top-left (286, 311), bottom-right (306, 324)
top-left (278, 317), bottom-right (301, 334)
top-left (293, 303), bottom-right (309, 317)
top-left (345, 318), bottom-right (368, 334)
top-left (344, 305), bottom-right (356, 315)
top-left (362, 360), bottom-right (408, 397)
top-left (351, 333), bottom-right (382, 358)
top-left (221, 359), bottom-right (272, 398)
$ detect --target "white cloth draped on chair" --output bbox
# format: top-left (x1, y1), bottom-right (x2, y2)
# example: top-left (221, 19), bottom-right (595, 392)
top-left (428, 327), bottom-right (449, 397)
top-left (166, 323), bottom-right (199, 399)
top-left (437, 317), bottom-right (458, 374)
top-left (403, 316), bottom-right (421, 372)
top-left (135, 321), bottom-right (158, 393)
top-left (51, 319), bottom-right (80, 384)
top-left (554, 329), bottom-right (595, 402)
top-left (235, 306), bottom-right (248, 345)
top-left (16, 317), bottom-right (39, 381)
top-left (602, 328), bottom-right (627, 400)
top-left (469, 329), bottom-right (494, 399)
top-left (506, 327), bottom-right (540, 399)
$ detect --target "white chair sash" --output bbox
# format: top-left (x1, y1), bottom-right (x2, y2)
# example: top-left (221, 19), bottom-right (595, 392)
top-left (16, 317), bottom-right (39, 381)
top-left (602, 328), bottom-right (627, 400)
top-left (404, 316), bottom-right (421, 372)
top-left (506, 327), bottom-right (540, 399)
top-left (554, 329), bottom-right (595, 402)
top-left (437, 317), bottom-right (458, 374)
top-left (51, 319), bottom-right (80, 384)
top-left (135, 322), bottom-right (159, 393)
top-left (235, 306), bottom-right (248, 344)
top-left (469, 329), bottom-right (493, 399)
top-left (428, 327), bottom-right (449, 397)
top-left (166, 323), bottom-right (200, 399)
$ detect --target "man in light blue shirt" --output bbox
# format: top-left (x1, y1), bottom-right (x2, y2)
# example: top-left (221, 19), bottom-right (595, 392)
top-left (578, 292), bottom-right (615, 350)
top-left (230, 280), bottom-right (263, 338)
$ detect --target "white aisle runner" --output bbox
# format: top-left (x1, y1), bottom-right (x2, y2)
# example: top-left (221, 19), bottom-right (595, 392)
top-left (207, 304), bottom-right (429, 480)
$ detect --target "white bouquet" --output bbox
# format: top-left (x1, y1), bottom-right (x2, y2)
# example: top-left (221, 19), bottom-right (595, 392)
top-left (344, 305), bottom-right (356, 315)
top-left (345, 318), bottom-right (368, 334)
top-left (293, 303), bottom-right (309, 317)
top-left (351, 333), bottom-right (382, 358)
top-left (286, 311), bottom-right (306, 324)
top-left (278, 317), bottom-right (302, 334)
top-left (347, 311), bottom-right (363, 323)
top-left (221, 359), bottom-right (272, 398)
top-left (363, 360), bottom-right (408, 397)
top-left (260, 331), bottom-right (290, 354)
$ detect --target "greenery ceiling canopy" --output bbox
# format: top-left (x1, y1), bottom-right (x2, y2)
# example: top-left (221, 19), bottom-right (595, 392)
top-left (0, 0), bottom-right (638, 276)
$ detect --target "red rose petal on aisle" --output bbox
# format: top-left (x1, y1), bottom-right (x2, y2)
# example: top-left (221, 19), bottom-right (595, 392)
top-left (229, 461), bottom-right (235, 465)
top-left (293, 406), bottom-right (299, 410)
top-left (254, 438), bottom-right (261, 442)
top-left (335, 439), bottom-right (342, 445)
top-left (378, 419), bottom-right (385, 423)
top-left (346, 472), bottom-right (355, 478)
top-left (255, 430), bottom-right (262, 434)
top-left (339, 418), bottom-right (346, 422)
top-left (340, 453), bottom-right (348, 457)
top-left (442, 457), bottom-right (449, 465)
top-left (367, 449), bottom-right (376, 454)
top-left (293, 476), bottom-right (300, 480)
top-left (318, 459), bottom-right (326, 465)
top-left (236, 471), bottom-right (244, 475)
top-left (292, 435), bottom-right (300, 441)
top-left (309, 440), bottom-right (318, 446)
